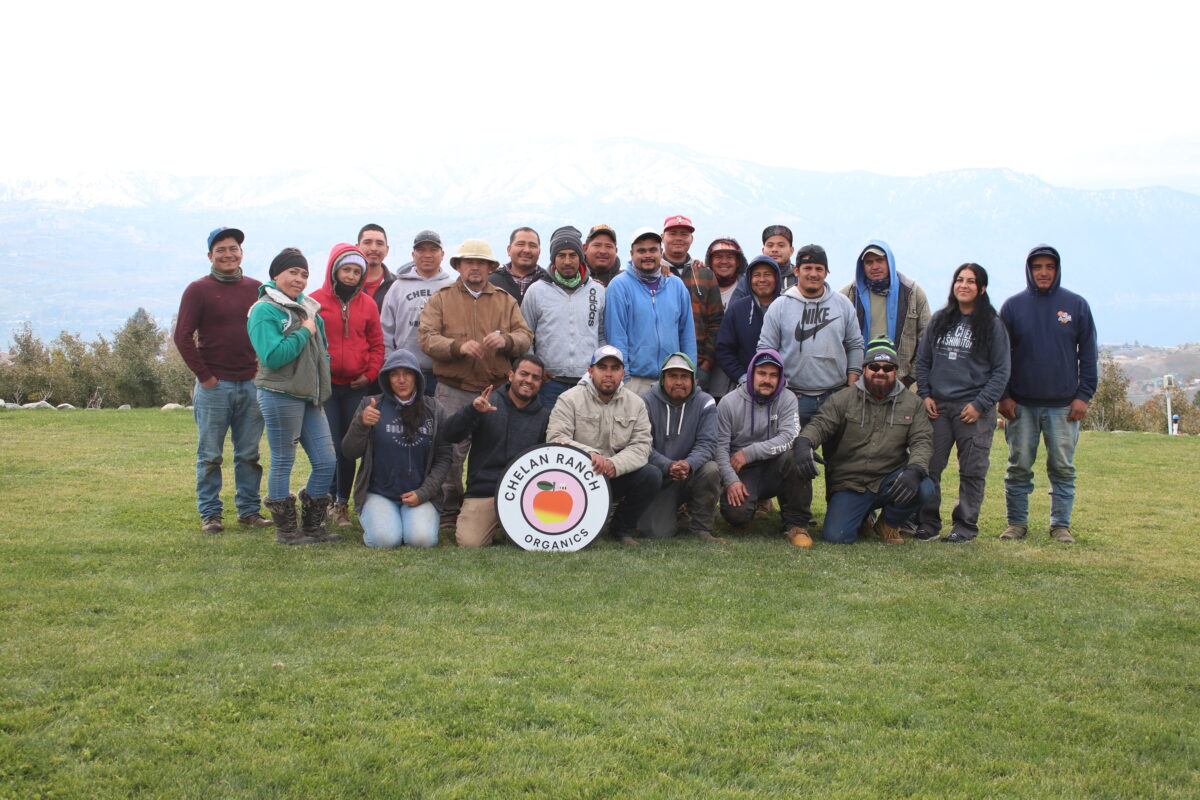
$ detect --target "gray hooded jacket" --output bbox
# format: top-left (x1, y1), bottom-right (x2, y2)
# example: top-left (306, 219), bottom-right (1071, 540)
top-left (640, 352), bottom-right (718, 478)
top-left (379, 261), bottom-right (457, 370)
top-left (756, 283), bottom-right (864, 394)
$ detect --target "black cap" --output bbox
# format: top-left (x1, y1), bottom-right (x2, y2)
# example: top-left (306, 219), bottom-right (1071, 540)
top-left (762, 225), bottom-right (793, 245)
top-left (413, 230), bottom-right (442, 247)
top-left (796, 244), bottom-right (828, 268)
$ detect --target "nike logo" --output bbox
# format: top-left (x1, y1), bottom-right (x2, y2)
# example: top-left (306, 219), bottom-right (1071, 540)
top-left (796, 319), bottom-right (835, 342)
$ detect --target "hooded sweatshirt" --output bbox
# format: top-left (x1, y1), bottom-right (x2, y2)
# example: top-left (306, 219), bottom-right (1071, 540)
top-left (309, 243), bottom-right (385, 385)
top-left (915, 308), bottom-right (1011, 412)
top-left (756, 282), bottom-right (864, 395)
top-left (717, 256), bottom-right (782, 384)
top-left (341, 349), bottom-right (452, 510)
top-left (714, 349), bottom-right (799, 487)
top-left (604, 269), bottom-right (698, 380)
top-left (640, 352), bottom-right (718, 478)
top-left (441, 381), bottom-right (550, 498)
top-left (379, 260), bottom-right (457, 369)
top-left (521, 265), bottom-right (606, 380)
top-left (999, 245), bottom-right (1098, 406)
top-left (247, 282), bottom-right (332, 405)
top-left (704, 239), bottom-right (750, 308)
top-left (729, 257), bottom-right (797, 304)
top-left (841, 240), bottom-right (931, 385)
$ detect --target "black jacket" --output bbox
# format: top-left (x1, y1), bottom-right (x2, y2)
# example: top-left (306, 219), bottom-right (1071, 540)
top-left (441, 383), bottom-right (550, 497)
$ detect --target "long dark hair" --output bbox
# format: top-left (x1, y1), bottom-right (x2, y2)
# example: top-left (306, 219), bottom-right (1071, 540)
top-left (387, 367), bottom-right (427, 439)
top-left (931, 263), bottom-right (997, 356)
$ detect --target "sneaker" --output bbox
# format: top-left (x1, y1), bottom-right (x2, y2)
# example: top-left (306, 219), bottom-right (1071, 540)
top-left (330, 503), bottom-right (353, 529)
top-left (1049, 526), bottom-right (1075, 543)
top-left (913, 527), bottom-right (939, 542)
top-left (200, 516), bottom-right (223, 534)
top-left (786, 527), bottom-right (814, 549)
top-left (942, 530), bottom-right (974, 543)
top-left (237, 512), bottom-right (273, 528)
top-left (999, 523), bottom-right (1027, 541)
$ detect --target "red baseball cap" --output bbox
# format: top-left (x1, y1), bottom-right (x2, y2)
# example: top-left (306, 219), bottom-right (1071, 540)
top-left (662, 214), bottom-right (694, 233)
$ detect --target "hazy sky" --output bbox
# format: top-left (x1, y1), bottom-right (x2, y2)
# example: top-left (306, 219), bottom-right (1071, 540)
top-left (4, 0), bottom-right (1197, 191)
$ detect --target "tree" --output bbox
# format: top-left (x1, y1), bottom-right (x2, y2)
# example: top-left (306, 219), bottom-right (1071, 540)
top-left (1135, 388), bottom-right (1200, 435)
top-left (1086, 354), bottom-right (1137, 432)
top-left (112, 308), bottom-right (165, 407)
top-left (0, 323), bottom-right (51, 404)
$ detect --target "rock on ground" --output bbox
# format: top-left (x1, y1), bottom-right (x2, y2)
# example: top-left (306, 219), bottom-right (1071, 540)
top-left (161, 403), bottom-right (186, 411)
top-left (118, 404), bottom-right (132, 411)
top-left (56, 404), bottom-right (77, 410)
top-left (22, 401), bottom-right (56, 410)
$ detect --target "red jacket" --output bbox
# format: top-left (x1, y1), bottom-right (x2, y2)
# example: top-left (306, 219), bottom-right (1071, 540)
top-left (310, 243), bottom-right (385, 386)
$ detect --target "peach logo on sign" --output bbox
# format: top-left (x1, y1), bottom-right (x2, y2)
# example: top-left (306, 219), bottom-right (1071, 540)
top-left (521, 470), bottom-right (586, 534)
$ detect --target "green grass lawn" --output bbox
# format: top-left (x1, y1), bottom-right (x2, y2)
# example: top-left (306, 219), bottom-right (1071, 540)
top-left (1, 410), bottom-right (1197, 799)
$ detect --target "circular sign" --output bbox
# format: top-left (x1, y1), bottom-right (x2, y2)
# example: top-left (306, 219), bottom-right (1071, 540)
top-left (495, 443), bottom-right (611, 552)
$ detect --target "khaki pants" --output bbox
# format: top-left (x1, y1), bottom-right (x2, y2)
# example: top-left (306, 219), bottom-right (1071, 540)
top-left (456, 497), bottom-right (501, 547)
top-left (623, 376), bottom-right (657, 396)
top-left (435, 383), bottom-right (477, 518)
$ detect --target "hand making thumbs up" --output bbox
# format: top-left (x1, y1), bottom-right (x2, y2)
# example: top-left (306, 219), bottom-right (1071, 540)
top-left (473, 385), bottom-right (498, 413)
top-left (362, 396), bottom-right (381, 427)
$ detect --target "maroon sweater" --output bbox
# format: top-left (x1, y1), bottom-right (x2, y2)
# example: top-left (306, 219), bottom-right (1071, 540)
top-left (174, 275), bottom-right (262, 382)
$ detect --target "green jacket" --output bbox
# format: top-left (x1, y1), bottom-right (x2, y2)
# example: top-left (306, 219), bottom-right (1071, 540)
top-left (799, 381), bottom-right (932, 494)
top-left (247, 283), bottom-right (332, 405)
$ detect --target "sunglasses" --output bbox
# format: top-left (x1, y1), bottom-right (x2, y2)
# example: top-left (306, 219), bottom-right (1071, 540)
top-left (865, 363), bottom-right (897, 374)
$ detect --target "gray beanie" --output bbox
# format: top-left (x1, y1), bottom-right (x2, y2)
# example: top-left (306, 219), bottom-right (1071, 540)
top-left (549, 227), bottom-right (584, 263)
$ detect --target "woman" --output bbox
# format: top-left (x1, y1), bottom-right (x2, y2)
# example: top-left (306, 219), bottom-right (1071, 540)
top-left (914, 263), bottom-right (1011, 542)
top-left (247, 248), bottom-right (338, 545)
top-left (310, 243), bottom-right (384, 530)
top-left (342, 349), bottom-right (451, 548)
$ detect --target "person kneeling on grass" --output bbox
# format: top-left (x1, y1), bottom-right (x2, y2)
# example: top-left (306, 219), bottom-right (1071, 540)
top-left (341, 349), bottom-right (452, 548)
top-left (795, 338), bottom-right (936, 545)
top-left (247, 248), bottom-right (339, 545)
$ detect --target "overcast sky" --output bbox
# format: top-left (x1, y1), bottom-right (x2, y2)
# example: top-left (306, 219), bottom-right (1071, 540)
top-left (4, 0), bottom-right (1197, 191)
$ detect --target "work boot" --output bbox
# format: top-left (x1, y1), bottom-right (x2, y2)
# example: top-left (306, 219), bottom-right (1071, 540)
top-left (237, 512), bottom-right (273, 529)
top-left (299, 490), bottom-right (340, 543)
top-left (329, 502), bottom-right (353, 529)
top-left (200, 515), bottom-right (223, 534)
top-left (872, 518), bottom-right (905, 545)
top-left (999, 523), bottom-right (1028, 541)
top-left (858, 511), bottom-right (877, 540)
top-left (786, 526), bottom-right (814, 549)
top-left (265, 495), bottom-right (317, 545)
top-left (1049, 525), bottom-right (1075, 544)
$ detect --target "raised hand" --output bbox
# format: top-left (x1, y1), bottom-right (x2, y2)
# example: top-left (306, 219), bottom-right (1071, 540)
top-left (361, 396), bottom-right (381, 427)
top-left (473, 385), bottom-right (498, 413)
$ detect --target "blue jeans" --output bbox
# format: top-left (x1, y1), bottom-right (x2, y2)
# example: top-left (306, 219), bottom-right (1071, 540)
top-left (790, 389), bottom-right (835, 527)
top-left (256, 389), bottom-right (337, 502)
top-left (192, 378), bottom-right (264, 520)
top-left (821, 467), bottom-right (937, 544)
top-left (360, 493), bottom-right (440, 548)
top-left (1004, 403), bottom-right (1080, 527)
top-left (323, 383), bottom-right (370, 504)
top-left (538, 378), bottom-right (580, 408)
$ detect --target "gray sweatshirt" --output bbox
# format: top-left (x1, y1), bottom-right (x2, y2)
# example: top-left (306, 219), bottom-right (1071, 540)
top-left (756, 284), bottom-right (864, 394)
top-left (714, 380), bottom-right (799, 488)
top-left (379, 262), bottom-right (456, 369)
top-left (915, 312), bottom-right (1011, 411)
top-left (641, 382), bottom-right (718, 477)
top-left (521, 276), bottom-right (606, 380)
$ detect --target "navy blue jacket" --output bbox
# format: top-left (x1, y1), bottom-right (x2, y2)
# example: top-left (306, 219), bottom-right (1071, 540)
top-left (716, 256), bottom-right (782, 384)
top-left (999, 245), bottom-right (1098, 407)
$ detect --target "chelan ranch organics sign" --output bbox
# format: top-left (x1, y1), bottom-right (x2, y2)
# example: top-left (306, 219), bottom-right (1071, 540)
top-left (495, 444), bottom-right (612, 552)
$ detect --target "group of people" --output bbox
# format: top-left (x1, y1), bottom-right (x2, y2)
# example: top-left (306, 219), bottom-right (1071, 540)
top-left (174, 217), bottom-right (1097, 548)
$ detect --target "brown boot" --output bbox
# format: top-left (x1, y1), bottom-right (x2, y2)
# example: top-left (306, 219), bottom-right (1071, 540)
top-left (329, 502), bottom-right (353, 528)
top-left (299, 490), bottom-right (340, 542)
top-left (872, 517), bottom-right (905, 545)
top-left (265, 496), bottom-right (317, 545)
top-left (786, 527), bottom-right (814, 548)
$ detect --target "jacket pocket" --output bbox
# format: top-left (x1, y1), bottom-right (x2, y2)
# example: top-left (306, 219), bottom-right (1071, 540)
top-left (610, 414), bottom-right (638, 450)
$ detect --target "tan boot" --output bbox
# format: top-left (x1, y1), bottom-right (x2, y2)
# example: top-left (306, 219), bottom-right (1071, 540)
top-left (329, 502), bottom-right (353, 528)
top-left (786, 527), bottom-right (814, 549)
top-left (872, 518), bottom-right (905, 545)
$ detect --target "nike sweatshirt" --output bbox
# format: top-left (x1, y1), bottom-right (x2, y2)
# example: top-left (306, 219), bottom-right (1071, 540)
top-left (756, 283), bottom-right (864, 395)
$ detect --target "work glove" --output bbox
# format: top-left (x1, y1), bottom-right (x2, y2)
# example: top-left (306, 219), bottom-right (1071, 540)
top-left (794, 436), bottom-right (820, 480)
top-left (887, 465), bottom-right (924, 506)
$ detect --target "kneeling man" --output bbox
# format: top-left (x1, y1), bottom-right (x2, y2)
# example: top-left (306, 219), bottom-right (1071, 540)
top-left (637, 352), bottom-right (721, 541)
top-left (716, 349), bottom-right (809, 545)
top-left (796, 338), bottom-right (935, 544)
top-left (547, 345), bottom-right (660, 546)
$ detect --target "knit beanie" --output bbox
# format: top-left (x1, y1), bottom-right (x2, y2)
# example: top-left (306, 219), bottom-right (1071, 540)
top-left (549, 228), bottom-right (585, 263)
top-left (762, 225), bottom-right (793, 245)
top-left (863, 336), bottom-right (898, 366)
top-left (269, 248), bottom-right (308, 278)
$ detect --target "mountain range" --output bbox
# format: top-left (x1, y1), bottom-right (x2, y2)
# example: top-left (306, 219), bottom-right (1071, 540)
top-left (2, 138), bottom-right (1197, 346)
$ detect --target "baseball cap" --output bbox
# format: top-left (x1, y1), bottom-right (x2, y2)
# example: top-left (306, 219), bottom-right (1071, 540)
top-left (862, 246), bottom-right (887, 260)
top-left (660, 353), bottom-right (694, 374)
top-left (207, 227), bottom-right (244, 252)
top-left (796, 244), bottom-right (828, 267)
top-left (591, 345), bottom-right (625, 366)
top-left (586, 224), bottom-right (617, 244)
top-left (762, 225), bottom-right (793, 245)
top-left (630, 226), bottom-right (662, 245)
top-left (413, 230), bottom-right (442, 247)
top-left (662, 214), bottom-right (694, 232)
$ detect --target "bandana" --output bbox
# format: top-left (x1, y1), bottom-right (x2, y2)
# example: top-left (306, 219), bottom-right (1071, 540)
top-left (210, 267), bottom-right (243, 283)
top-left (552, 270), bottom-right (582, 290)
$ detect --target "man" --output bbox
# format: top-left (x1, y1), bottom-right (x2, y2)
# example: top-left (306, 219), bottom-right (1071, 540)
top-left (842, 241), bottom-right (931, 388)
top-left (637, 353), bottom-right (721, 541)
top-left (546, 345), bottom-right (660, 546)
top-left (717, 256), bottom-right (782, 394)
top-left (490, 227), bottom-right (547, 302)
top-left (715, 349), bottom-right (808, 544)
top-left (998, 245), bottom-right (1097, 544)
top-left (173, 227), bottom-right (271, 533)
top-left (521, 227), bottom-right (606, 406)
top-left (419, 239), bottom-right (534, 527)
top-left (729, 225), bottom-right (799, 304)
top-left (357, 223), bottom-right (396, 310)
top-left (706, 237), bottom-right (747, 309)
top-left (442, 354), bottom-right (551, 547)
top-left (660, 215), bottom-right (723, 390)
top-left (380, 229), bottom-right (455, 395)
top-left (757, 243), bottom-right (863, 540)
top-left (796, 338), bottom-right (936, 545)
top-left (604, 227), bottom-right (697, 396)
top-left (583, 224), bottom-right (621, 286)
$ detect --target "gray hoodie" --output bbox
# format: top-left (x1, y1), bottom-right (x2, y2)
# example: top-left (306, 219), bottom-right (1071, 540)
top-left (521, 274), bottom-right (606, 380)
top-left (379, 261), bottom-right (457, 370)
top-left (640, 352), bottom-right (718, 477)
top-left (715, 349), bottom-right (799, 488)
top-left (756, 283), bottom-right (864, 395)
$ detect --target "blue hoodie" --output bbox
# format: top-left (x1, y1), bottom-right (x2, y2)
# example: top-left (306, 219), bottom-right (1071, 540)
top-left (604, 268), bottom-right (697, 379)
top-left (716, 256), bottom-right (782, 384)
top-left (999, 245), bottom-right (1098, 407)
top-left (853, 239), bottom-right (900, 343)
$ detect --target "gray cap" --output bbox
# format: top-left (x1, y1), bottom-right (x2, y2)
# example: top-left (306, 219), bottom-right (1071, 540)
top-left (660, 353), bottom-right (694, 374)
top-left (591, 345), bottom-right (624, 366)
top-left (413, 230), bottom-right (442, 247)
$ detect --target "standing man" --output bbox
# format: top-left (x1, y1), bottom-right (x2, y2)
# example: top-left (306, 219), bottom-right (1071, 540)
top-left (729, 225), bottom-right (798, 304)
top-left (661, 215), bottom-right (723, 390)
top-left (998, 245), bottom-right (1097, 544)
top-left (583, 224), bottom-right (621, 286)
top-left (796, 338), bottom-right (936, 545)
top-left (757, 244), bottom-right (863, 542)
top-left (380, 229), bottom-right (455, 395)
top-left (706, 237), bottom-right (748, 309)
top-left (842, 240), bottom-right (930, 388)
top-left (638, 353), bottom-right (722, 542)
top-left (521, 227), bottom-right (606, 406)
top-left (357, 223), bottom-right (396, 311)
top-left (547, 346), bottom-right (660, 546)
top-left (441, 354), bottom-right (551, 547)
top-left (715, 349), bottom-right (808, 544)
top-left (490, 227), bottom-right (547, 302)
top-left (604, 227), bottom-right (697, 396)
top-left (173, 227), bottom-right (271, 533)
top-left (419, 239), bottom-right (534, 529)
